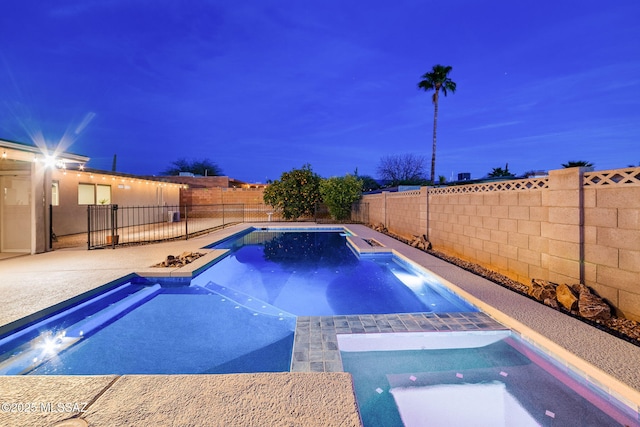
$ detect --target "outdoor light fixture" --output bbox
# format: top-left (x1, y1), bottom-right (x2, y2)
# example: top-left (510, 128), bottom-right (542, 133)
top-left (1, 151), bottom-right (6, 158)
top-left (43, 155), bottom-right (57, 168)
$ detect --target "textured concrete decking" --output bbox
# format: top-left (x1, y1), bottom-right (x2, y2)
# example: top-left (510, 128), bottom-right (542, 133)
top-left (1, 223), bottom-right (640, 426)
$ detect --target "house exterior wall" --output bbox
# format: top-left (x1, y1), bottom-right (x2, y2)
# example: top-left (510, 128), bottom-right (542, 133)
top-left (0, 140), bottom-right (91, 254)
top-left (51, 169), bottom-right (181, 236)
top-left (358, 167), bottom-right (640, 321)
top-left (0, 160), bottom-right (36, 253)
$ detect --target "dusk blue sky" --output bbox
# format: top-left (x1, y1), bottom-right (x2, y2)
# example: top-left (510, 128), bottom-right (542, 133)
top-left (1, 1), bottom-right (639, 183)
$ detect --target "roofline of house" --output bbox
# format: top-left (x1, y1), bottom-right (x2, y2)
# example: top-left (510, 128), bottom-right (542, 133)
top-left (0, 138), bottom-right (90, 163)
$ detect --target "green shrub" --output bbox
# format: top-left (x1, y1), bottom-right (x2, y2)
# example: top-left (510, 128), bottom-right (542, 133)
top-left (263, 164), bottom-right (321, 220)
top-left (319, 174), bottom-right (363, 220)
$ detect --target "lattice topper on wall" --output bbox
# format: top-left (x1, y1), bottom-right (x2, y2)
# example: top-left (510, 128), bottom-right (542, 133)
top-left (429, 177), bottom-right (549, 195)
top-left (583, 167), bottom-right (640, 187)
top-left (388, 190), bottom-right (422, 197)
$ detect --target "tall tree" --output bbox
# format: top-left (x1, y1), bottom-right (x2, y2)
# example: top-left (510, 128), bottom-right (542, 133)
top-left (418, 64), bottom-right (457, 183)
top-left (161, 158), bottom-right (223, 176)
top-left (561, 160), bottom-right (593, 168)
top-left (377, 153), bottom-right (427, 186)
top-left (487, 164), bottom-right (514, 178)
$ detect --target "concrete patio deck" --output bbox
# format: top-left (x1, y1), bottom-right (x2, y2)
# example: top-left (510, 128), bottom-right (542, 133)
top-left (1, 223), bottom-right (639, 426)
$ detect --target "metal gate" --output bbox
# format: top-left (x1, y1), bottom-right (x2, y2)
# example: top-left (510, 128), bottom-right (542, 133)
top-left (87, 204), bottom-right (119, 249)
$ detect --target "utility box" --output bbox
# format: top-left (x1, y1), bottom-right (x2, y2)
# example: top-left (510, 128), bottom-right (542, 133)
top-left (167, 211), bottom-right (180, 222)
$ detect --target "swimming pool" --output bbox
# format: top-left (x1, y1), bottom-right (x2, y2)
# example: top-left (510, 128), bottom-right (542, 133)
top-left (340, 331), bottom-right (640, 427)
top-left (0, 228), bottom-right (475, 375)
top-left (198, 229), bottom-right (476, 316)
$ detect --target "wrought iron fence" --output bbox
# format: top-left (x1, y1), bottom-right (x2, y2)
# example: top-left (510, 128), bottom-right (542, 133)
top-left (86, 202), bottom-right (369, 249)
top-left (87, 204), bottom-right (243, 249)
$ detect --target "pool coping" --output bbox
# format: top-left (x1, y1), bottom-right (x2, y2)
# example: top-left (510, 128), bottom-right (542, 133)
top-left (290, 312), bottom-right (507, 373)
top-left (134, 248), bottom-right (229, 278)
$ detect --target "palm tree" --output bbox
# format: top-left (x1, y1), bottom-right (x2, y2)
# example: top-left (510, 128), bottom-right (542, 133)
top-left (418, 65), bottom-right (457, 183)
top-left (561, 160), bottom-right (594, 168)
top-left (487, 165), bottom-right (514, 178)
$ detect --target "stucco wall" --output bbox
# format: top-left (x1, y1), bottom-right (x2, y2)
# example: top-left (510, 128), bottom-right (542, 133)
top-left (359, 167), bottom-right (640, 321)
top-left (52, 170), bottom-right (181, 235)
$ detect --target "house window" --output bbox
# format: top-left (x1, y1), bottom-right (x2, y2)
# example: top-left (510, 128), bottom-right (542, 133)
top-left (78, 183), bottom-right (112, 205)
top-left (96, 184), bottom-right (111, 204)
top-left (78, 183), bottom-right (95, 205)
top-left (51, 181), bottom-right (59, 206)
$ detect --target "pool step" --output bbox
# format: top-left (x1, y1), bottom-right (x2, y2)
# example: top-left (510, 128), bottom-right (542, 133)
top-left (65, 284), bottom-right (162, 338)
top-left (346, 235), bottom-right (393, 256)
top-left (197, 282), bottom-right (295, 318)
top-left (0, 284), bottom-right (162, 375)
top-left (0, 282), bottom-right (135, 354)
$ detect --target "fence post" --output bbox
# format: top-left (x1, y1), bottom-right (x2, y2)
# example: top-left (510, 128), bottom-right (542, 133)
top-left (424, 186), bottom-right (430, 241)
top-left (87, 205), bottom-right (91, 250)
top-left (184, 205), bottom-right (189, 240)
top-left (48, 204), bottom-right (53, 250)
top-left (110, 204), bottom-right (118, 248)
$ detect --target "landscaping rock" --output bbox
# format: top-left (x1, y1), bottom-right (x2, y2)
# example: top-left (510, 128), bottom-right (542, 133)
top-left (154, 252), bottom-right (205, 268)
top-left (579, 290), bottom-right (612, 321)
top-left (409, 234), bottom-right (432, 251)
top-left (372, 223), bottom-right (387, 233)
top-left (529, 279), bottom-right (557, 302)
top-left (556, 283), bottom-right (578, 311)
top-left (571, 283), bottom-right (591, 297)
top-left (368, 224), bottom-right (640, 344)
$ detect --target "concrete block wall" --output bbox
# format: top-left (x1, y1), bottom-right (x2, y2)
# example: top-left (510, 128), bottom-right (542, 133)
top-left (386, 188), bottom-right (428, 239)
top-left (582, 168), bottom-right (640, 320)
top-left (359, 167), bottom-right (640, 321)
top-left (363, 193), bottom-right (385, 226)
top-left (428, 181), bottom-right (548, 285)
top-left (181, 187), bottom-right (265, 206)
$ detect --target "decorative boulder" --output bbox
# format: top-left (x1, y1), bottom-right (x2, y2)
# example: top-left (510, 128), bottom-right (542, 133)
top-left (543, 298), bottom-right (559, 310)
top-left (571, 283), bottom-right (591, 297)
top-left (529, 279), bottom-right (557, 302)
top-left (556, 283), bottom-right (579, 311)
top-left (409, 234), bottom-right (432, 251)
top-left (578, 290), bottom-right (612, 321)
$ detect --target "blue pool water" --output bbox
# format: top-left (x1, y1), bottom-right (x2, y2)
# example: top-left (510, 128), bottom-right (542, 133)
top-left (200, 230), bottom-right (476, 316)
top-left (0, 229), bottom-right (475, 375)
top-left (0, 283), bottom-right (296, 375)
top-left (339, 331), bottom-right (640, 427)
